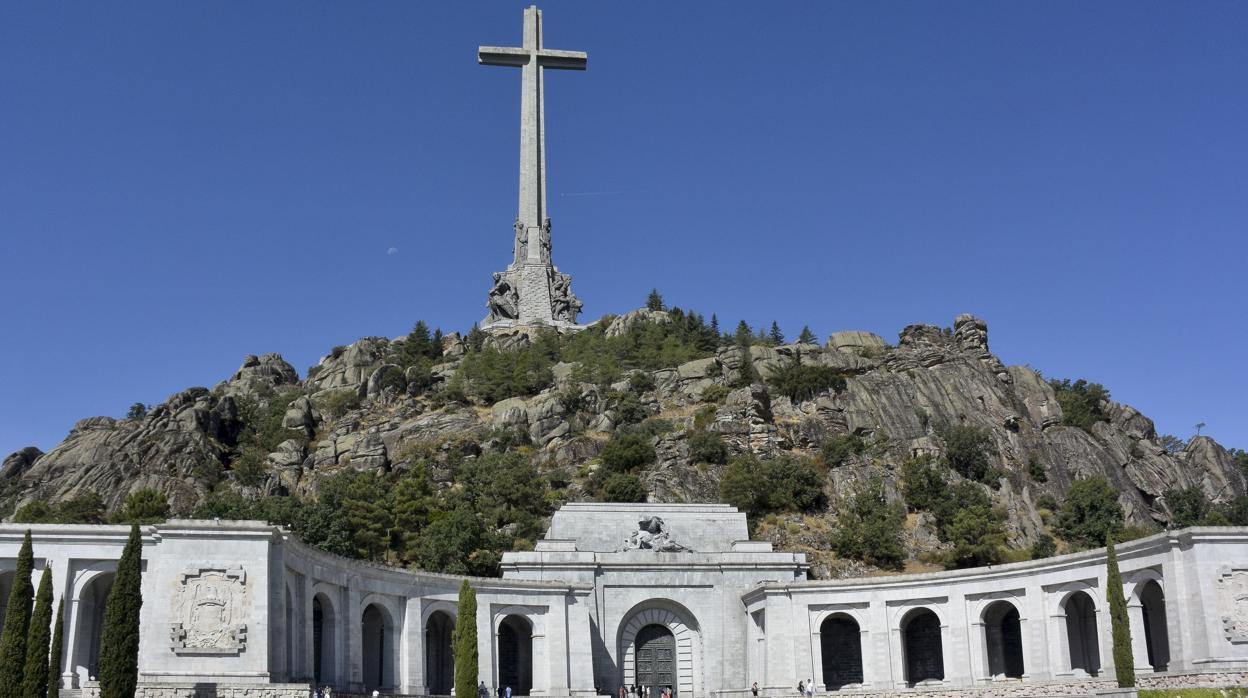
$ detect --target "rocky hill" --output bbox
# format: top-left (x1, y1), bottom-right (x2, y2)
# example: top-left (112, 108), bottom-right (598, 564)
top-left (3, 310), bottom-right (1243, 577)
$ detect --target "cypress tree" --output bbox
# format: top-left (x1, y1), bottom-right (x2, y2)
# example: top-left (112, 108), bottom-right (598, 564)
top-left (1106, 539), bottom-right (1136, 687)
top-left (452, 580), bottom-right (478, 698)
top-left (99, 524), bottom-right (143, 698)
top-left (21, 565), bottom-right (53, 698)
top-left (0, 530), bottom-right (35, 698)
top-left (48, 600), bottom-right (64, 698)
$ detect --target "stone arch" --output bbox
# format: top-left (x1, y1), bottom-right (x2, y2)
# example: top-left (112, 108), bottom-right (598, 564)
top-left (1136, 579), bottom-right (1169, 672)
top-left (981, 600), bottom-right (1024, 679)
top-left (1062, 590), bottom-right (1100, 676)
top-left (819, 613), bottom-right (863, 690)
top-left (425, 608), bottom-right (456, 696)
top-left (619, 600), bottom-right (702, 698)
top-left (312, 591), bottom-right (340, 687)
top-left (497, 614), bottom-right (534, 696)
top-left (71, 564), bottom-right (116, 684)
top-left (900, 608), bottom-right (944, 686)
top-left (360, 597), bottom-right (400, 691)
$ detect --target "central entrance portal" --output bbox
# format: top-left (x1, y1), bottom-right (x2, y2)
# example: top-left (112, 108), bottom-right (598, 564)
top-left (635, 625), bottom-right (676, 696)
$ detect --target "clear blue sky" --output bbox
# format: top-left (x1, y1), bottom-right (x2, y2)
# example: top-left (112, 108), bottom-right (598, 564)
top-left (2, 2), bottom-right (1245, 458)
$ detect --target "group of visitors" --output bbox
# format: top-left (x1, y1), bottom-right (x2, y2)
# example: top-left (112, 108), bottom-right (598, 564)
top-left (313, 686), bottom-right (333, 698)
top-left (478, 682), bottom-right (514, 698)
top-left (796, 679), bottom-right (816, 696)
top-left (618, 684), bottom-right (673, 698)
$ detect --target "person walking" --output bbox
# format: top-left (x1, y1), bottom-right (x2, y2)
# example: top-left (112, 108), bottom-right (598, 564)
top-left (797, 681), bottom-right (804, 697)
top-left (751, 682), bottom-right (759, 697)
top-left (805, 680), bottom-right (814, 698)
top-left (505, 686), bottom-right (512, 698)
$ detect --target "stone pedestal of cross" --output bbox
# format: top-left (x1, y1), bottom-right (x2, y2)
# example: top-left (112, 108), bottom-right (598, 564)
top-left (480, 5), bottom-right (585, 330)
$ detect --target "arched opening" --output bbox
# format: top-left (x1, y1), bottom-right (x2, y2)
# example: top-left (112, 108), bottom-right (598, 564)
top-left (901, 608), bottom-right (944, 686)
top-left (634, 624), bottom-right (676, 697)
top-left (1139, 581), bottom-right (1169, 672)
top-left (619, 601), bottom-right (701, 698)
top-left (819, 615), bottom-right (863, 689)
top-left (313, 595), bottom-right (338, 687)
top-left (73, 572), bottom-right (115, 683)
top-left (361, 603), bottom-right (397, 692)
top-left (1064, 591), bottom-right (1100, 676)
top-left (982, 601), bottom-right (1024, 679)
top-left (498, 614), bottom-right (534, 696)
top-left (425, 611), bottom-right (455, 695)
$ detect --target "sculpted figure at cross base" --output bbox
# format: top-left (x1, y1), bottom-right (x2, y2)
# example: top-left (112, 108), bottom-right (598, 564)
top-left (622, 516), bottom-right (689, 553)
top-left (550, 270), bottom-right (581, 323)
top-left (487, 272), bottom-right (520, 322)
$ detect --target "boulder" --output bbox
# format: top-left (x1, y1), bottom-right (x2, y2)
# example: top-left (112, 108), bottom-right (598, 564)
top-left (826, 331), bottom-right (887, 355)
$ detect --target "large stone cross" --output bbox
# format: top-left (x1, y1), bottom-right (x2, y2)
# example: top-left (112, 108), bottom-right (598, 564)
top-left (479, 5), bottom-right (586, 265)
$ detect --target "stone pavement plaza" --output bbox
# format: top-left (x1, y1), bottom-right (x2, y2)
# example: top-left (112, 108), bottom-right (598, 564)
top-left (5, 502), bottom-right (1248, 698)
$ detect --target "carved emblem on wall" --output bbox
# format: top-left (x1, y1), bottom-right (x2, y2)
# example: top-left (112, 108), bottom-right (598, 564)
top-left (170, 566), bottom-right (248, 655)
top-left (1217, 567), bottom-right (1248, 643)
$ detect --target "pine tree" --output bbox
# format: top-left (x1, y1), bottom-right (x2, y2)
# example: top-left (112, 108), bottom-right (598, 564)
top-left (734, 321), bottom-right (753, 346)
top-left (710, 314), bottom-right (719, 334)
top-left (47, 600), bottom-right (63, 698)
top-left (646, 289), bottom-right (665, 311)
top-left (798, 326), bottom-right (817, 345)
top-left (99, 524), bottom-right (143, 698)
top-left (21, 564), bottom-right (53, 698)
top-left (1106, 539), bottom-right (1135, 687)
top-left (0, 530), bottom-right (35, 698)
top-left (453, 580), bottom-right (478, 698)
top-left (768, 321), bottom-right (784, 345)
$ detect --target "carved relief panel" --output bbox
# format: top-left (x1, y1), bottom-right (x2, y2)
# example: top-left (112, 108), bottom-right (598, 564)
top-left (170, 566), bottom-right (248, 655)
top-left (1217, 567), bottom-right (1248, 644)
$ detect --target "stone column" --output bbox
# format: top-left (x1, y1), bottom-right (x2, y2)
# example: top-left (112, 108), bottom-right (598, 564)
top-left (1162, 543), bottom-right (1191, 671)
top-left (864, 602), bottom-right (891, 690)
top-left (968, 620), bottom-right (987, 683)
top-left (1022, 587), bottom-right (1050, 681)
top-left (303, 576), bottom-right (316, 684)
top-left (347, 587), bottom-right (363, 692)
top-left (762, 595), bottom-right (797, 693)
top-left (404, 597), bottom-right (425, 695)
top-left (943, 597), bottom-right (970, 687)
top-left (1127, 599), bottom-right (1154, 674)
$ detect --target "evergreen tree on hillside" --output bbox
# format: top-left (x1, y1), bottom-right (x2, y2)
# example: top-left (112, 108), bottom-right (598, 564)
top-left (646, 289), bottom-right (665, 311)
top-left (1106, 540), bottom-right (1135, 687)
top-left (0, 531), bottom-right (35, 698)
top-left (99, 524), bottom-right (143, 698)
top-left (47, 600), bottom-right (63, 698)
top-left (734, 321), bottom-right (753, 346)
top-left (798, 326), bottom-right (817, 344)
top-left (710, 314), bottom-right (719, 335)
top-left (453, 581), bottom-right (478, 698)
top-left (768, 321), bottom-right (784, 345)
top-left (21, 565), bottom-right (53, 698)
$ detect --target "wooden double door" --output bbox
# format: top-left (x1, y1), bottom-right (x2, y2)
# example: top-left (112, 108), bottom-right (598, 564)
top-left (635, 624), bottom-right (676, 697)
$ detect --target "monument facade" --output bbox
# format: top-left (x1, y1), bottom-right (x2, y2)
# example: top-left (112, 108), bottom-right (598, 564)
top-left (5, 505), bottom-right (1248, 698)
top-left (480, 6), bottom-right (584, 330)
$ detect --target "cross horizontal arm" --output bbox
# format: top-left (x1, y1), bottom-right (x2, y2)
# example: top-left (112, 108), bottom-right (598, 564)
top-left (536, 49), bottom-right (587, 70)
top-left (479, 46), bottom-right (529, 66)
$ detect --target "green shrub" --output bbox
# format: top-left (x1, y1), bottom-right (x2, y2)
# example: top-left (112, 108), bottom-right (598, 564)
top-left (1055, 476), bottom-right (1124, 549)
top-left (113, 488), bottom-right (170, 525)
top-left (99, 525), bottom-right (143, 698)
top-left (900, 455), bottom-right (946, 512)
top-left (768, 353), bottom-right (846, 402)
top-left (628, 371), bottom-right (656, 393)
top-left (831, 478), bottom-right (906, 570)
top-left (820, 434), bottom-right (866, 468)
top-left (941, 502), bottom-right (1006, 568)
top-left (1166, 486), bottom-right (1213, 528)
top-left (941, 425), bottom-right (994, 483)
top-left (609, 390), bottom-right (650, 426)
top-left (1106, 540), bottom-right (1135, 687)
top-left (687, 430), bottom-right (728, 465)
top-left (1032, 533), bottom-right (1056, 559)
top-left (720, 454), bottom-right (826, 518)
top-left (1049, 378), bottom-right (1111, 432)
top-left (452, 339), bottom-right (556, 403)
top-left (600, 433), bottom-right (657, 473)
top-left (453, 581), bottom-right (478, 698)
top-left (1027, 457), bottom-right (1047, 482)
top-left (599, 473), bottom-right (648, 503)
top-left (1035, 494), bottom-right (1059, 512)
top-left (700, 385), bottom-right (729, 403)
top-left (125, 403), bottom-right (147, 420)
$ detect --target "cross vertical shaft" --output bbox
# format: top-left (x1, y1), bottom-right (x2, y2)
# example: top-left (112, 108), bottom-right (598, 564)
top-left (479, 5), bottom-right (587, 265)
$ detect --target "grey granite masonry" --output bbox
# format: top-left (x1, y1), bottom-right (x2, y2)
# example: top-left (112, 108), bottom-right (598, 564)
top-left (6, 504), bottom-right (1248, 698)
top-left (480, 6), bottom-right (584, 331)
